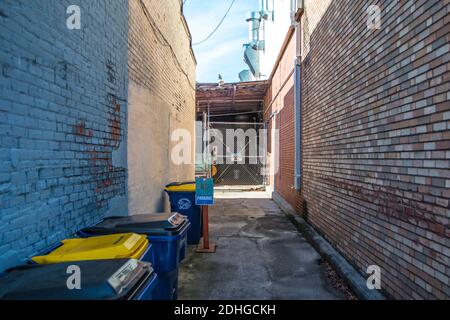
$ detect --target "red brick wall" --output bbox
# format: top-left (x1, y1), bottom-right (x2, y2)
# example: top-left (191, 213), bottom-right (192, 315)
top-left (299, 0), bottom-right (450, 299)
top-left (264, 31), bottom-right (298, 208)
top-left (278, 85), bottom-right (296, 206)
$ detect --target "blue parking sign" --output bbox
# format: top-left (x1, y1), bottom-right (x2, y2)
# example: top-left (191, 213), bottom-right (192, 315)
top-left (195, 177), bottom-right (214, 205)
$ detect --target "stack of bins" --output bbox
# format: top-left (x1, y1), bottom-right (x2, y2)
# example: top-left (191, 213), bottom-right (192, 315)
top-left (0, 259), bottom-right (158, 300)
top-left (27, 233), bottom-right (157, 300)
top-left (165, 182), bottom-right (202, 245)
top-left (78, 212), bottom-right (190, 300)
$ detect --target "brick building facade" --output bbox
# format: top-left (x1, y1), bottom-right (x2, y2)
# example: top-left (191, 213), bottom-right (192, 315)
top-left (128, 0), bottom-right (196, 215)
top-left (264, 30), bottom-right (297, 207)
top-left (0, 0), bottom-right (195, 271)
top-left (265, 0), bottom-right (449, 299)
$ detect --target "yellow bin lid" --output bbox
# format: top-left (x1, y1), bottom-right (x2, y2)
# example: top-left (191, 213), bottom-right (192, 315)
top-left (32, 233), bottom-right (149, 264)
top-left (165, 183), bottom-right (196, 192)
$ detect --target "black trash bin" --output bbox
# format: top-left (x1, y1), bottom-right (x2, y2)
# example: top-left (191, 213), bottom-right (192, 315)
top-left (78, 212), bottom-right (190, 300)
top-left (0, 259), bottom-right (157, 300)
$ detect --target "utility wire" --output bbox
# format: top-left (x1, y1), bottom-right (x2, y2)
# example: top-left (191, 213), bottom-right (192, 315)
top-left (192, 0), bottom-right (237, 46)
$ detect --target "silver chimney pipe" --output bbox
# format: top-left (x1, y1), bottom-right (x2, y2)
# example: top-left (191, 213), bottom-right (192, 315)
top-left (246, 11), bottom-right (261, 44)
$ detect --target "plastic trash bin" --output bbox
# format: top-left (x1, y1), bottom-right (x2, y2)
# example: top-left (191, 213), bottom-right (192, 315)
top-left (165, 182), bottom-right (202, 245)
top-left (0, 259), bottom-right (157, 300)
top-left (78, 212), bottom-right (191, 300)
top-left (31, 233), bottom-right (152, 265)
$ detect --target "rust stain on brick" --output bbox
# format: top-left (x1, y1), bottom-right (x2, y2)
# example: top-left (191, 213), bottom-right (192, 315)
top-left (102, 179), bottom-right (112, 187)
top-left (73, 120), bottom-right (86, 136)
top-left (106, 60), bottom-right (116, 84)
top-left (109, 95), bottom-right (122, 145)
top-left (73, 120), bottom-right (95, 138)
top-left (72, 97), bottom-right (126, 207)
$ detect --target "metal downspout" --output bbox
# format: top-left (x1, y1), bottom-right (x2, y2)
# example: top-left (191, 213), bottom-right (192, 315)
top-left (294, 21), bottom-right (302, 190)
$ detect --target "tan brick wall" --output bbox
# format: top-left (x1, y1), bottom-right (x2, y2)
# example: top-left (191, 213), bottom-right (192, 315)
top-left (128, 0), bottom-right (195, 122)
top-left (299, 0), bottom-right (450, 299)
top-left (127, 0), bottom-right (196, 214)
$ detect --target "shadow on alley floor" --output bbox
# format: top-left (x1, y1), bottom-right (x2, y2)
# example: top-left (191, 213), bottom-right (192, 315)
top-left (178, 192), bottom-right (356, 300)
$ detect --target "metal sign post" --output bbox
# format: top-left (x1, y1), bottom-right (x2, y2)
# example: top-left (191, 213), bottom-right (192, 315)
top-left (195, 177), bottom-right (216, 253)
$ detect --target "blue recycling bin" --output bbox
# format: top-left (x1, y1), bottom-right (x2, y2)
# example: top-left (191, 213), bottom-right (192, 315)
top-left (78, 212), bottom-right (190, 300)
top-left (0, 259), bottom-right (158, 300)
top-left (165, 182), bottom-right (202, 245)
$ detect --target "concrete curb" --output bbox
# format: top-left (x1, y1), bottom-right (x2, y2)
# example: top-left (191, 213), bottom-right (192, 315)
top-left (272, 192), bottom-right (386, 300)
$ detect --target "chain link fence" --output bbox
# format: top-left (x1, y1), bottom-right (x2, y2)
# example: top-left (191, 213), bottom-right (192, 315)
top-left (209, 121), bottom-right (266, 186)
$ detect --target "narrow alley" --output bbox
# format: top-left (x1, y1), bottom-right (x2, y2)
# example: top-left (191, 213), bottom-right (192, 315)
top-left (179, 192), bottom-right (351, 300)
top-left (0, 0), bottom-right (449, 308)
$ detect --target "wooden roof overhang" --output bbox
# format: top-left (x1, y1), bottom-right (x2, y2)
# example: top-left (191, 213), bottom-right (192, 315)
top-left (196, 81), bottom-right (269, 115)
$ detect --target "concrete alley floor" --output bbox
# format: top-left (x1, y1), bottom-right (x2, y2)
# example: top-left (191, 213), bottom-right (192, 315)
top-left (178, 192), bottom-right (350, 300)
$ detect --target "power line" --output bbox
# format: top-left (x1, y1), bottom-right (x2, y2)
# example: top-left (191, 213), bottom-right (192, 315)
top-left (192, 0), bottom-right (237, 46)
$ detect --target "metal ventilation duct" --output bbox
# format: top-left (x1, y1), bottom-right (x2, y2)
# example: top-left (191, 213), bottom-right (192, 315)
top-left (243, 44), bottom-right (260, 77)
top-left (239, 70), bottom-right (253, 82)
top-left (246, 12), bottom-right (265, 50)
top-left (247, 11), bottom-right (261, 43)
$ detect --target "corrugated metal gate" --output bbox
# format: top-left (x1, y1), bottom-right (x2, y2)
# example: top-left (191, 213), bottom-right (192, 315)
top-left (209, 121), bottom-right (266, 186)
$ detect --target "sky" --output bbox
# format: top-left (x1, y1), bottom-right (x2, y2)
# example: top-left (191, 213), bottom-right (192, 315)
top-left (183, 0), bottom-right (259, 83)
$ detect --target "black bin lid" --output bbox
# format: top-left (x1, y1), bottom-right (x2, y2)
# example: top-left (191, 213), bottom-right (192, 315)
top-left (0, 259), bottom-right (153, 300)
top-left (81, 213), bottom-right (189, 237)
